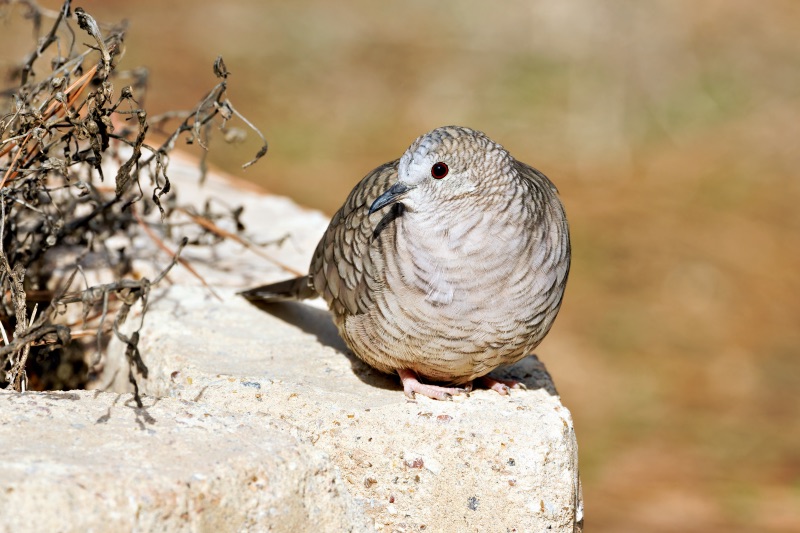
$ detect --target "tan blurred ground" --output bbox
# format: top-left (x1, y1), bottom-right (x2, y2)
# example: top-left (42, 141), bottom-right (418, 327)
top-left (3, 1), bottom-right (799, 531)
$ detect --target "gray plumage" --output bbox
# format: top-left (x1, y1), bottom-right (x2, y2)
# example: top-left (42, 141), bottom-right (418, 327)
top-left (242, 126), bottom-right (570, 399)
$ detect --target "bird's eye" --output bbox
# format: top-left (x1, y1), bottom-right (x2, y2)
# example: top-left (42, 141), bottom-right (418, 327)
top-left (431, 162), bottom-right (449, 179)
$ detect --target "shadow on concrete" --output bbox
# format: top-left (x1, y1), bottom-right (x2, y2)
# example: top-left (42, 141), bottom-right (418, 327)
top-left (244, 300), bottom-right (399, 392)
top-left (492, 355), bottom-right (560, 397)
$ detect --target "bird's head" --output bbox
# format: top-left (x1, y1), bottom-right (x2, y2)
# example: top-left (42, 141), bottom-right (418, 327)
top-left (369, 126), bottom-right (514, 214)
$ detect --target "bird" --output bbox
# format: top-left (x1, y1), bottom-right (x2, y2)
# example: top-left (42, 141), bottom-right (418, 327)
top-left (241, 126), bottom-right (570, 400)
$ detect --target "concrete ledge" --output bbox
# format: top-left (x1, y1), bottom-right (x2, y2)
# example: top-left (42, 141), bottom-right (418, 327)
top-left (0, 390), bottom-right (369, 532)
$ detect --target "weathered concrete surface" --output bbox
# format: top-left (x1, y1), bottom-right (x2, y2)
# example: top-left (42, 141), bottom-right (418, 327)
top-left (0, 389), bottom-right (370, 533)
top-left (3, 153), bottom-right (582, 532)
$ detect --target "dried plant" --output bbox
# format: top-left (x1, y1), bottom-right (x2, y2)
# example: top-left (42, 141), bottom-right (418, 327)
top-left (0, 0), bottom-right (267, 403)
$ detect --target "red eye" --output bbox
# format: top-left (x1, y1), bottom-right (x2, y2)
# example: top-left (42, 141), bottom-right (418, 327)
top-left (431, 162), bottom-right (449, 179)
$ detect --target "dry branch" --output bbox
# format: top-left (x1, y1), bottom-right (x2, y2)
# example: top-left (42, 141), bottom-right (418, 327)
top-left (0, 1), bottom-right (269, 396)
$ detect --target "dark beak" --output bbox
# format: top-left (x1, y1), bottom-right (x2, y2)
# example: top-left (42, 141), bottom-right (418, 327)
top-left (369, 182), bottom-right (411, 214)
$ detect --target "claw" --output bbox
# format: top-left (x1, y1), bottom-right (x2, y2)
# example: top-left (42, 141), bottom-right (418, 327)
top-left (476, 376), bottom-right (525, 395)
top-left (398, 369), bottom-right (468, 401)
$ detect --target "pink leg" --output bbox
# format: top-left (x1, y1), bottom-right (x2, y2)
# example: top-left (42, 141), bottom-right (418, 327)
top-left (398, 369), bottom-right (469, 401)
top-left (475, 376), bottom-right (526, 396)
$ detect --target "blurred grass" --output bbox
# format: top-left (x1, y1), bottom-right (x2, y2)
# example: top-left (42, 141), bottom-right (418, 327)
top-left (3, 1), bottom-right (799, 531)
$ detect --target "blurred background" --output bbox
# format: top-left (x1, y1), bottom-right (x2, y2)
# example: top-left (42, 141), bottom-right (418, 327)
top-left (3, 1), bottom-right (799, 531)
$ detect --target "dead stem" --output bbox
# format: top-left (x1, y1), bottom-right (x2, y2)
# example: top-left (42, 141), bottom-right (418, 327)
top-left (0, 1), bottom-right (267, 392)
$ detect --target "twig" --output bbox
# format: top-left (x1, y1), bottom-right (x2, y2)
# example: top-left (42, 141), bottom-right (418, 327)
top-left (19, 0), bottom-right (72, 86)
top-left (132, 208), bottom-right (222, 301)
top-left (175, 206), bottom-right (303, 277)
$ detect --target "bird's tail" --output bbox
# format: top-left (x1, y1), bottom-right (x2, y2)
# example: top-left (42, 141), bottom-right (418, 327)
top-left (239, 275), bottom-right (316, 303)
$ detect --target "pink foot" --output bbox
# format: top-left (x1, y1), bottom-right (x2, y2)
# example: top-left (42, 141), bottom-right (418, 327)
top-left (475, 376), bottom-right (526, 396)
top-left (398, 369), bottom-right (468, 401)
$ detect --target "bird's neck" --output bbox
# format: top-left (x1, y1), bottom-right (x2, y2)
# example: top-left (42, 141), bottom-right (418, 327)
top-left (396, 191), bottom-right (533, 276)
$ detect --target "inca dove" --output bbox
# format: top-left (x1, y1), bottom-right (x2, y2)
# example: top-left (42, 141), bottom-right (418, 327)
top-left (242, 126), bottom-right (570, 400)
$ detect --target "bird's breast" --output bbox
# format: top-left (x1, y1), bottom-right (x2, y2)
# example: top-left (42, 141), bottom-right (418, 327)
top-left (385, 206), bottom-right (533, 312)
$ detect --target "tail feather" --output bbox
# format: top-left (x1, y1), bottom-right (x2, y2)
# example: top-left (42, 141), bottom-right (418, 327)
top-left (239, 275), bottom-right (315, 303)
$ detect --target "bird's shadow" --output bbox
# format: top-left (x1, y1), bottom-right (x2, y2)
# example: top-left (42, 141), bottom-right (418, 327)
top-left (245, 300), bottom-right (399, 392)
top-left (245, 299), bottom-right (558, 397)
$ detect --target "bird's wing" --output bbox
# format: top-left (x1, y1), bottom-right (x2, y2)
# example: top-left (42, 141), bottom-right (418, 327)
top-left (513, 159), bottom-right (571, 284)
top-left (310, 160), bottom-right (400, 316)
top-left (514, 160), bottom-right (560, 194)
